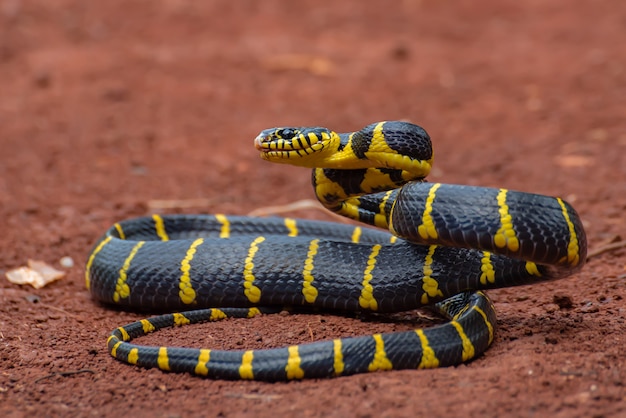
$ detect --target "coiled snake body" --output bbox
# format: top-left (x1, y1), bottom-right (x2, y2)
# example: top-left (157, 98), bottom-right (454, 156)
top-left (86, 121), bottom-right (586, 381)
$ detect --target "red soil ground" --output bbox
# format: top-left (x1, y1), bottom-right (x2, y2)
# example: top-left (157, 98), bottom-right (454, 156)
top-left (1, 1), bottom-right (625, 417)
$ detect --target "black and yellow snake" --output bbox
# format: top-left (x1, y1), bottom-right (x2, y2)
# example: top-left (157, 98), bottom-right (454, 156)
top-left (86, 121), bottom-right (586, 381)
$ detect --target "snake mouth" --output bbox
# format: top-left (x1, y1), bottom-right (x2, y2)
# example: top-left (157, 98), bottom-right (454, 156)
top-left (253, 134), bottom-right (271, 152)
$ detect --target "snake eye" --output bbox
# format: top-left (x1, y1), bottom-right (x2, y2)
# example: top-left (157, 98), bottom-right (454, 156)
top-left (277, 128), bottom-right (296, 140)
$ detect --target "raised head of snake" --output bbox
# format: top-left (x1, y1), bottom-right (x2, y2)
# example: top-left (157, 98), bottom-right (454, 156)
top-left (254, 121), bottom-right (434, 177)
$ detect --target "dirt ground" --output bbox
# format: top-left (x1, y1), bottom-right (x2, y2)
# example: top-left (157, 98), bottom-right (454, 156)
top-left (1, 1), bottom-right (626, 417)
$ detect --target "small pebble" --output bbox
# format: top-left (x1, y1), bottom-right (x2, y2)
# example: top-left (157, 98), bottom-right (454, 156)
top-left (553, 294), bottom-right (574, 309)
top-left (25, 294), bottom-right (40, 303)
top-left (580, 304), bottom-right (600, 314)
top-left (545, 336), bottom-right (558, 345)
top-left (59, 256), bottom-right (74, 268)
top-left (34, 315), bottom-right (48, 323)
top-left (544, 303), bottom-right (558, 313)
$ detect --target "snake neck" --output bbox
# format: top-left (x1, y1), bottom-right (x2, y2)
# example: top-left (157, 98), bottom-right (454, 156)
top-left (255, 120), bottom-right (434, 230)
top-left (310, 121), bottom-right (433, 230)
top-left (307, 122), bottom-right (434, 175)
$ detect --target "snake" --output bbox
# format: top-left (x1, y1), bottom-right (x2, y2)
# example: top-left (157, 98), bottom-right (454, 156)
top-left (86, 120), bottom-right (587, 381)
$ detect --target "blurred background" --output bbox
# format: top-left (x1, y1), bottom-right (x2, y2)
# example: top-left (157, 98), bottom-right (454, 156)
top-left (2, 0), bottom-right (623, 215)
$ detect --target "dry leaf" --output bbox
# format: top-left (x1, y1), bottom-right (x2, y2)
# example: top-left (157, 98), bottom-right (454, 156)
top-left (554, 155), bottom-right (594, 168)
top-left (5, 259), bottom-right (66, 289)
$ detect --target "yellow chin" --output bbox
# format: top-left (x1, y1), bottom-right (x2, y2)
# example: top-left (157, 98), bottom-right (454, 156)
top-left (257, 149), bottom-right (319, 167)
top-left (256, 141), bottom-right (332, 167)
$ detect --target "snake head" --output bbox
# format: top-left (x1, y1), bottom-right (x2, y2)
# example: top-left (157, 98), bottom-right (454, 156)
top-left (254, 126), bottom-right (338, 167)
